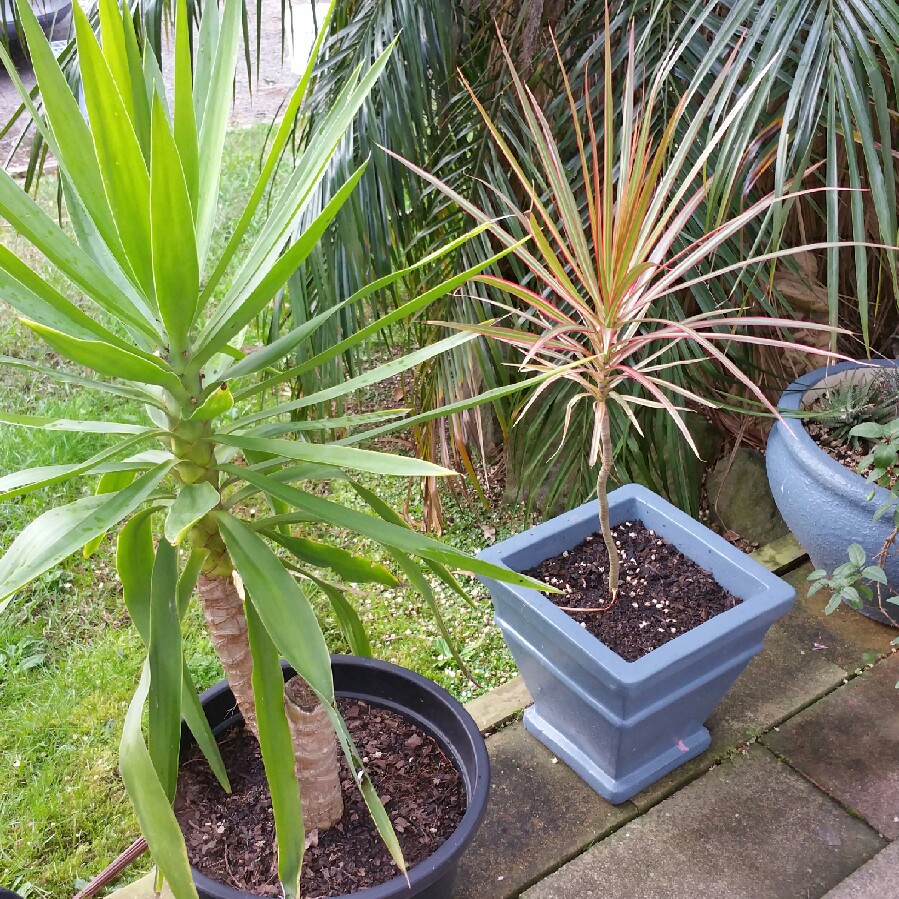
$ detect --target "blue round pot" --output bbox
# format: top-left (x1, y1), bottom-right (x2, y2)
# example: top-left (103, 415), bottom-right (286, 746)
top-left (766, 359), bottom-right (899, 626)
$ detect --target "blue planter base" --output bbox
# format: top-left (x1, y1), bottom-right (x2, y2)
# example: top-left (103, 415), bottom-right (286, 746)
top-left (523, 706), bottom-right (711, 804)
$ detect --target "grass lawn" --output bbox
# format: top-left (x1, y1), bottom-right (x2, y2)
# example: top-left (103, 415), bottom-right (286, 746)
top-left (0, 126), bottom-right (529, 897)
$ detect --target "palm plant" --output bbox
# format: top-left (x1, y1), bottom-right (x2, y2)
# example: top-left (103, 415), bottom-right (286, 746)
top-left (267, 0), bottom-right (899, 520)
top-left (0, 0), bottom-right (543, 895)
top-left (393, 21), bottom-right (862, 599)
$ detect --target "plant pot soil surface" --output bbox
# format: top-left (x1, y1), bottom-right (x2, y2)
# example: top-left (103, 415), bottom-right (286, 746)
top-left (524, 521), bottom-right (740, 662)
top-left (175, 697), bottom-right (466, 898)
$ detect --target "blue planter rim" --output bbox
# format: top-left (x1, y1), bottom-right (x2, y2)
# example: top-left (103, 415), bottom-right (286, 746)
top-left (479, 484), bottom-right (794, 685)
top-left (774, 359), bottom-right (899, 510)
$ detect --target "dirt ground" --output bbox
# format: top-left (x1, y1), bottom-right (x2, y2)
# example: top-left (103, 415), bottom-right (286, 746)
top-left (0, 0), bottom-right (325, 171)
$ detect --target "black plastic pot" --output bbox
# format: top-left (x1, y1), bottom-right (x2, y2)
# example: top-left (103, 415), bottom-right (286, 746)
top-left (0, 889), bottom-right (24, 899)
top-left (182, 655), bottom-right (490, 899)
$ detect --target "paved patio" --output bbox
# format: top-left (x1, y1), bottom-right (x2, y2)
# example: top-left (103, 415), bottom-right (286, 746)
top-left (115, 533), bottom-right (898, 898)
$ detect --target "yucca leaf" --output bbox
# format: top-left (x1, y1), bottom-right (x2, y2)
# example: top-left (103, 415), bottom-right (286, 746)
top-left (216, 513), bottom-right (333, 699)
top-left (217, 434), bottom-right (455, 478)
top-left (301, 571), bottom-right (373, 656)
top-left (120, 665), bottom-right (198, 899)
top-left (148, 539), bottom-right (182, 801)
top-left (164, 482), bottom-right (220, 545)
top-left (269, 531), bottom-right (400, 587)
top-left (72, 2), bottom-right (155, 299)
top-left (245, 599), bottom-right (304, 899)
top-left (0, 433), bottom-right (154, 502)
top-left (196, 0), bottom-right (242, 268)
top-left (150, 92), bottom-right (200, 352)
top-left (174, 0), bottom-right (200, 214)
top-left (0, 462), bottom-right (172, 609)
top-left (219, 465), bottom-right (552, 591)
top-left (118, 516), bottom-right (229, 793)
top-left (21, 320), bottom-right (182, 392)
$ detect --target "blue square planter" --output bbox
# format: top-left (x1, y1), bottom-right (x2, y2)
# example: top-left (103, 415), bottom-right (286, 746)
top-left (477, 484), bottom-right (795, 804)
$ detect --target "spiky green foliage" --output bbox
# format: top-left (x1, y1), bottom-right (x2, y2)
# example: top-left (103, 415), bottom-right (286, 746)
top-left (394, 18), bottom-right (853, 597)
top-left (275, 0), bottom-right (899, 518)
top-left (0, 0), bottom-right (545, 894)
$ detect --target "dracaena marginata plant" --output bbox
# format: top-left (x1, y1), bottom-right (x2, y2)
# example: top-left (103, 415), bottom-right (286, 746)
top-left (390, 21), bottom-right (871, 604)
top-left (0, 0), bottom-right (546, 895)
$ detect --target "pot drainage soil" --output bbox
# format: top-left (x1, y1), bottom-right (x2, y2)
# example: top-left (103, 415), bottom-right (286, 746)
top-left (524, 521), bottom-right (740, 662)
top-left (175, 697), bottom-right (466, 898)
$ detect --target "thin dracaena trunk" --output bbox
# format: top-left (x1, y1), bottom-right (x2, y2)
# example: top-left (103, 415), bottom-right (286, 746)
top-left (597, 407), bottom-right (619, 600)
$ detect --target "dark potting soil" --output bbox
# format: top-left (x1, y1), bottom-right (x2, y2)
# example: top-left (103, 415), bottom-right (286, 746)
top-left (525, 521), bottom-right (740, 662)
top-left (175, 698), bottom-right (466, 898)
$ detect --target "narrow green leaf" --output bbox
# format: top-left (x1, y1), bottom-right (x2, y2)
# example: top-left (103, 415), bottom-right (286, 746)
top-left (194, 162), bottom-right (369, 366)
top-left (350, 481), bottom-right (476, 609)
top-left (119, 519), bottom-right (229, 793)
top-left (245, 599), bottom-right (303, 898)
top-left (98, 0), bottom-right (135, 121)
top-left (9, 0), bottom-right (125, 273)
top-left (270, 532), bottom-right (399, 587)
top-left (150, 93), bottom-right (199, 352)
top-left (83, 468), bottom-right (138, 557)
top-left (217, 433), bottom-right (455, 478)
top-left (73, 2), bottom-right (154, 298)
top-left (0, 433), bottom-right (152, 502)
top-left (302, 572), bottom-right (372, 657)
top-left (180, 662), bottom-right (231, 793)
top-left (165, 482), bottom-right (220, 545)
top-left (117, 509), bottom-right (156, 639)
top-left (230, 333), bottom-right (476, 428)
top-left (22, 320), bottom-right (182, 392)
top-left (0, 168), bottom-right (157, 339)
top-left (148, 540), bottom-right (182, 801)
top-left (0, 241), bottom-right (131, 345)
top-left (0, 355), bottom-right (162, 406)
top-left (216, 513), bottom-right (333, 699)
top-left (196, 0), bottom-right (242, 267)
top-left (0, 412), bottom-right (150, 435)
top-left (321, 706), bottom-right (406, 875)
top-left (120, 0), bottom-right (151, 158)
top-left (0, 462), bottom-right (173, 607)
top-left (219, 465), bottom-right (553, 592)
top-left (174, 0), bottom-right (200, 214)
top-left (177, 548), bottom-right (208, 618)
top-left (120, 665), bottom-right (198, 899)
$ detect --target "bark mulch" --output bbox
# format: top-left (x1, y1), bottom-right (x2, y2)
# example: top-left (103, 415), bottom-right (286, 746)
top-left (175, 697), bottom-right (466, 898)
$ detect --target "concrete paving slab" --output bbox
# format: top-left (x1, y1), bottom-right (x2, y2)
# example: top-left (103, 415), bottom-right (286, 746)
top-left (466, 675), bottom-right (531, 733)
top-left (630, 623), bottom-right (846, 811)
top-left (524, 746), bottom-right (885, 899)
top-left (778, 566), bottom-right (896, 670)
top-left (764, 653), bottom-right (899, 839)
top-left (823, 841), bottom-right (899, 898)
top-left (111, 873), bottom-right (168, 897)
top-left (453, 721), bottom-right (637, 899)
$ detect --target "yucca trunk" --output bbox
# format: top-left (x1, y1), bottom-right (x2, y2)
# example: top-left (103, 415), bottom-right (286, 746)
top-left (198, 572), bottom-right (259, 736)
top-left (285, 676), bottom-right (344, 830)
top-left (197, 557), bottom-right (344, 830)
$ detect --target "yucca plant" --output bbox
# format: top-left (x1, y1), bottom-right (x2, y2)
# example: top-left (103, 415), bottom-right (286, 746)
top-left (0, 0), bottom-right (544, 895)
top-left (392, 19), bottom-right (871, 601)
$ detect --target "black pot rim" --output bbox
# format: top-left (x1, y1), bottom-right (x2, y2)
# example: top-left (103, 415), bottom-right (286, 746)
top-left (186, 654), bottom-right (489, 899)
